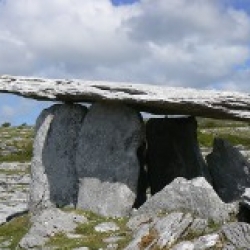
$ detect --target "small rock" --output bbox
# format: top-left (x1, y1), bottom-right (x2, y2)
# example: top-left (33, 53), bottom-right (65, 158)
top-left (103, 236), bottom-right (124, 243)
top-left (73, 248), bottom-right (90, 250)
top-left (126, 213), bottom-right (152, 231)
top-left (94, 222), bottom-right (120, 233)
top-left (124, 224), bottom-right (150, 250)
top-left (154, 212), bottom-right (193, 248)
top-left (172, 241), bottom-right (194, 250)
top-left (222, 243), bottom-right (236, 250)
top-left (193, 233), bottom-right (220, 249)
top-left (188, 218), bottom-right (208, 235)
top-left (19, 208), bottom-right (88, 249)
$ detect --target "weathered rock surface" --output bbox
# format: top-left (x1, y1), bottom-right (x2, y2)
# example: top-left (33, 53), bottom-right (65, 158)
top-left (94, 222), bottom-right (120, 233)
top-left (0, 162), bottom-right (30, 225)
top-left (207, 138), bottom-right (250, 203)
top-left (76, 103), bottom-right (144, 217)
top-left (29, 104), bottom-right (87, 214)
top-left (241, 188), bottom-right (250, 209)
top-left (154, 212), bottom-right (193, 248)
top-left (221, 222), bottom-right (250, 249)
top-left (19, 208), bottom-right (87, 249)
top-left (146, 117), bottom-right (209, 194)
top-left (137, 177), bottom-right (236, 223)
top-left (1, 75), bottom-right (250, 121)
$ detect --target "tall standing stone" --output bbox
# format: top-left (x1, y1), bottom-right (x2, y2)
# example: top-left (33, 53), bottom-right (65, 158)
top-left (146, 116), bottom-right (209, 195)
top-left (76, 103), bottom-right (145, 217)
top-left (207, 138), bottom-right (250, 203)
top-left (29, 104), bottom-right (87, 214)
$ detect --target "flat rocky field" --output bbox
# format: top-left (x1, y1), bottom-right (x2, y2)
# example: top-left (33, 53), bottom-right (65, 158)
top-left (0, 119), bottom-right (250, 249)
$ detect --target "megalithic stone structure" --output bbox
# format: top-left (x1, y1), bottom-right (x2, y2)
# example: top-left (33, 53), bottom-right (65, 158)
top-left (1, 75), bottom-right (250, 217)
top-left (1, 75), bottom-right (250, 121)
top-left (146, 116), bottom-right (210, 195)
top-left (29, 104), bottom-right (87, 214)
top-left (75, 103), bottom-right (145, 217)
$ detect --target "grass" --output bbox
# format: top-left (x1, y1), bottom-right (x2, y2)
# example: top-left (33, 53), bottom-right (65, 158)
top-left (47, 209), bottom-right (132, 250)
top-left (0, 125), bottom-right (33, 163)
top-left (198, 129), bottom-right (250, 149)
top-left (0, 214), bottom-right (30, 249)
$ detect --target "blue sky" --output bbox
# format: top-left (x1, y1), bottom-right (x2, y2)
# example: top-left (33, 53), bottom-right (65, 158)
top-left (0, 0), bottom-right (250, 125)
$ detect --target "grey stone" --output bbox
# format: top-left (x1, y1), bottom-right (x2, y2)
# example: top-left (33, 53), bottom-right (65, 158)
top-left (76, 103), bottom-right (144, 217)
top-left (124, 223), bottom-right (150, 250)
top-left (29, 104), bottom-right (87, 214)
top-left (127, 213), bottom-right (152, 231)
top-left (94, 222), bottom-right (120, 233)
top-left (103, 236), bottom-right (124, 243)
top-left (207, 138), bottom-right (250, 202)
top-left (2, 75), bottom-right (250, 121)
top-left (222, 243), bottom-right (236, 250)
top-left (137, 177), bottom-right (236, 223)
top-left (193, 233), bottom-right (220, 249)
top-left (19, 208), bottom-right (87, 249)
top-left (221, 222), bottom-right (250, 249)
top-left (154, 212), bottom-right (193, 248)
top-left (172, 242), bottom-right (195, 250)
top-left (146, 117), bottom-right (210, 195)
top-left (105, 243), bottom-right (119, 250)
top-left (77, 178), bottom-right (136, 217)
top-left (188, 218), bottom-right (208, 235)
top-left (73, 248), bottom-right (90, 250)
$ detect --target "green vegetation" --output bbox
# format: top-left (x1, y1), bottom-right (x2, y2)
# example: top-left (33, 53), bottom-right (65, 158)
top-left (197, 118), bottom-right (250, 149)
top-left (0, 126), bottom-right (34, 163)
top-left (47, 209), bottom-right (132, 250)
top-left (1, 122), bottom-right (11, 128)
top-left (0, 214), bottom-right (30, 249)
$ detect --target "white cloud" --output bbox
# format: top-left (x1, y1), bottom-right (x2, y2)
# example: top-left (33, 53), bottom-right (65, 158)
top-left (0, 0), bottom-right (249, 91)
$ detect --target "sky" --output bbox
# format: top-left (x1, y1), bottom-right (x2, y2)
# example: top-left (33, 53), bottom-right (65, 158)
top-left (0, 0), bottom-right (250, 125)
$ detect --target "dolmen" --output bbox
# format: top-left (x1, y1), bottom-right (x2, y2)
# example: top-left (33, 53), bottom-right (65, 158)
top-left (1, 75), bottom-right (250, 248)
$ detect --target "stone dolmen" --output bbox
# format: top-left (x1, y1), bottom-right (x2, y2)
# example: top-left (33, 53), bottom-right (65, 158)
top-left (1, 75), bottom-right (250, 249)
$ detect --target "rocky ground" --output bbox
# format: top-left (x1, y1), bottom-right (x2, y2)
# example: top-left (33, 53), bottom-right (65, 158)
top-left (0, 119), bottom-right (250, 249)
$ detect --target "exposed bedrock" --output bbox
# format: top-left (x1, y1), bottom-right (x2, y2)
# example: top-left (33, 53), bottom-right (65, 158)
top-left (76, 103), bottom-right (145, 217)
top-left (146, 116), bottom-right (210, 195)
top-left (29, 104), bottom-right (87, 214)
top-left (207, 138), bottom-right (250, 203)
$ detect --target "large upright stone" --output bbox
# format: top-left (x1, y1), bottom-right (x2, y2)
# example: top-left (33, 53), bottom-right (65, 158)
top-left (206, 138), bottom-right (250, 203)
top-left (76, 103), bottom-right (145, 217)
top-left (146, 116), bottom-right (209, 195)
top-left (29, 104), bottom-right (87, 214)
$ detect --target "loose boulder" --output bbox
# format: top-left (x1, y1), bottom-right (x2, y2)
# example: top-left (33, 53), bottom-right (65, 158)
top-left (137, 177), bottom-right (236, 223)
top-left (76, 103), bottom-right (145, 217)
top-left (206, 138), bottom-right (250, 203)
top-left (29, 104), bottom-right (87, 214)
top-left (19, 208), bottom-right (87, 249)
top-left (146, 116), bottom-right (210, 194)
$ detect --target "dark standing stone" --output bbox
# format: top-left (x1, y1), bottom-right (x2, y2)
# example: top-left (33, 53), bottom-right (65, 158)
top-left (206, 138), bottom-right (250, 203)
top-left (76, 103), bottom-right (145, 217)
top-left (146, 116), bottom-right (209, 195)
top-left (29, 104), bottom-right (87, 214)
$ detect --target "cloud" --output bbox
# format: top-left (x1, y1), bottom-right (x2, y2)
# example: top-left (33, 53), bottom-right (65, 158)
top-left (0, 0), bottom-right (249, 91)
